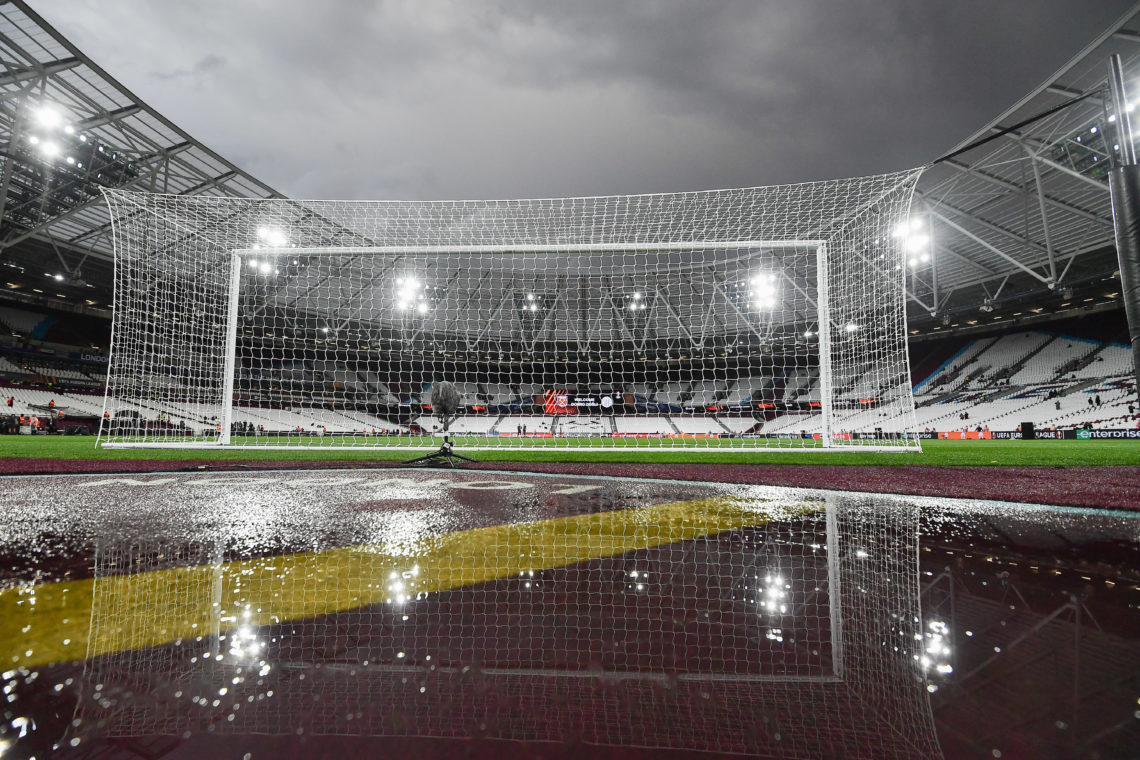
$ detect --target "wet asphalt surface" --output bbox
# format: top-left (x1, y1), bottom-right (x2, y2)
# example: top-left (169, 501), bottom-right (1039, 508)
top-left (0, 469), bottom-right (1137, 759)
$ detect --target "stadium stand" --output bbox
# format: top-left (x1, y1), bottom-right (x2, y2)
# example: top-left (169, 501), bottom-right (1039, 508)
top-left (613, 416), bottom-right (674, 434)
top-left (671, 416), bottom-right (728, 435)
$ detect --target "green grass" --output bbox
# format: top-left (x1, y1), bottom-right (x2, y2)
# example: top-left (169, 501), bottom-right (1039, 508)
top-left (1, 435), bottom-right (1138, 466)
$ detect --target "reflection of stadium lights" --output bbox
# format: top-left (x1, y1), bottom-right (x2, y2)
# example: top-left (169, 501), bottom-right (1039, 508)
top-left (759, 574), bottom-right (788, 615)
top-left (526, 293), bottom-right (535, 301)
top-left (918, 620), bottom-right (953, 676)
top-left (845, 323), bottom-right (859, 332)
top-left (632, 291), bottom-right (641, 300)
top-left (416, 301), bottom-right (429, 314)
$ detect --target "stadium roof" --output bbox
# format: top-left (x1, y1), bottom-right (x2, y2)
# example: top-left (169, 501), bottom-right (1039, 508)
top-left (0, 0), bottom-right (281, 312)
top-left (912, 2), bottom-right (1140, 331)
top-left (1, 0), bottom-right (1139, 333)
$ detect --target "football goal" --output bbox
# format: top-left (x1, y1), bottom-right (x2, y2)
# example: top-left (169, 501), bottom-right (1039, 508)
top-left (98, 171), bottom-right (922, 451)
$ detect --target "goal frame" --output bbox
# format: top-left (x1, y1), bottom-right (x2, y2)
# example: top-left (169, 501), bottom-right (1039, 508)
top-left (101, 236), bottom-right (913, 453)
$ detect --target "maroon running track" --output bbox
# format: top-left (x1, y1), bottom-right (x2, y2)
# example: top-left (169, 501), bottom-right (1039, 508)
top-left (3, 457), bottom-right (1138, 510)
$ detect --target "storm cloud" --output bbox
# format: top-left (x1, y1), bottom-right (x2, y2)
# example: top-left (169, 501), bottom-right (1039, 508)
top-left (39, 0), bottom-right (1135, 200)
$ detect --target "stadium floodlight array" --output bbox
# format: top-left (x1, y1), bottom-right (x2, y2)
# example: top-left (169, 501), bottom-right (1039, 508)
top-left (99, 171), bottom-right (923, 451)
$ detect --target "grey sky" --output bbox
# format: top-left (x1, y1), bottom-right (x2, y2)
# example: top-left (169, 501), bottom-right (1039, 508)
top-left (37, 1), bottom-right (1137, 200)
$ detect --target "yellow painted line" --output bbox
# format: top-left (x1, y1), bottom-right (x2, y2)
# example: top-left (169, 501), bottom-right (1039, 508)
top-left (1, 494), bottom-right (820, 670)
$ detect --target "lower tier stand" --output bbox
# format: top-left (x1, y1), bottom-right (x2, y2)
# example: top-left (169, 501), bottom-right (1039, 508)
top-left (404, 435), bottom-right (477, 468)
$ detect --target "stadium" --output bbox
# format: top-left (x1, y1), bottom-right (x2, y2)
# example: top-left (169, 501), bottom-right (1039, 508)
top-left (0, 2), bottom-right (1138, 759)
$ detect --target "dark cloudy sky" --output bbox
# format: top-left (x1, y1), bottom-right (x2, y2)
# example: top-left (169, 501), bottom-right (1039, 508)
top-left (37, 1), bottom-right (1137, 200)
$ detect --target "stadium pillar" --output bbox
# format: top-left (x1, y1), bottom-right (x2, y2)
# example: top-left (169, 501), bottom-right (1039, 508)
top-left (1107, 55), bottom-right (1140, 399)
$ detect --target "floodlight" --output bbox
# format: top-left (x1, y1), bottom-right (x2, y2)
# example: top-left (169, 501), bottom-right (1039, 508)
top-left (632, 292), bottom-right (641, 300)
top-left (259, 262), bottom-right (272, 274)
top-left (34, 105), bottom-right (63, 129)
top-left (256, 226), bottom-right (288, 247)
top-left (526, 293), bottom-right (535, 301)
top-left (39, 141), bottom-right (60, 158)
top-left (749, 273), bottom-right (779, 309)
top-left (904, 233), bottom-right (929, 253)
top-left (53, 274), bottom-right (63, 281)
top-left (27, 135), bottom-right (39, 146)
top-left (248, 259), bottom-right (259, 269)
top-left (416, 301), bottom-right (429, 314)
top-left (844, 323), bottom-right (859, 332)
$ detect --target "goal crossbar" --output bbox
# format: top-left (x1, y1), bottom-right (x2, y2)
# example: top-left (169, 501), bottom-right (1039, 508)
top-left (235, 241), bottom-right (827, 256)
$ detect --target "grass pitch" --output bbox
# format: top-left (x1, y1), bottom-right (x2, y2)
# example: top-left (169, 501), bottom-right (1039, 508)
top-left (1, 435), bottom-right (1137, 466)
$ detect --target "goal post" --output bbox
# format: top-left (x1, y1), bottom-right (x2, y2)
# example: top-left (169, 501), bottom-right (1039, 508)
top-left (98, 171), bottom-right (923, 452)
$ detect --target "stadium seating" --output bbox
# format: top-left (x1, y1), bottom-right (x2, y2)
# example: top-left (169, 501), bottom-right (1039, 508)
top-left (1069, 344), bottom-right (1134, 380)
top-left (613, 416), bottom-right (674, 434)
top-left (717, 416), bottom-right (760, 434)
top-left (671, 416), bottom-right (727, 435)
top-left (500, 415), bottom-right (552, 434)
top-left (557, 416), bottom-right (609, 436)
top-left (1009, 336), bottom-right (1098, 384)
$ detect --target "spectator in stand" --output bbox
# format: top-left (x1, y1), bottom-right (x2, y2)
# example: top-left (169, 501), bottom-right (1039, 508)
top-left (1095, 394), bottom-right (1102, 407)
top-left (1055, 400), bottom-right (1062, 411)
top-left (5, 396), bottom-right (12, 407)
top-left (1130, 404), bottom-right (1136, 416)
top-left (1088, 397), bottom-right (1094, 408)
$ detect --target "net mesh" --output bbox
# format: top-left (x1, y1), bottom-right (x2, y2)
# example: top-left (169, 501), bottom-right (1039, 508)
top-left (100, 172), bottom-right (922, 450)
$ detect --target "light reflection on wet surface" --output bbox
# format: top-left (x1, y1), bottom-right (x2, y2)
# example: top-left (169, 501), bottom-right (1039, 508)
top-left (0, 469), bottom-right (1137, 759)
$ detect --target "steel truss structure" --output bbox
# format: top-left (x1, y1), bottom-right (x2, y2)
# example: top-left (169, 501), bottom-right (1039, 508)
top-left (1, 3), bottom-right (1140, 337)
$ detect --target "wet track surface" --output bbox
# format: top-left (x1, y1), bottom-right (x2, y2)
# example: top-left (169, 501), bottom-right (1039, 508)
top-left (3, 457), bottom-right (1140, 509)
top-left (1, 469), bottom-right (1138, 759)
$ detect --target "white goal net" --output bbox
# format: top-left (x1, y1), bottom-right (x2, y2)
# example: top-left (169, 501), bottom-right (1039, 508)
top-left (99, 171), bottom-right (922, 451)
